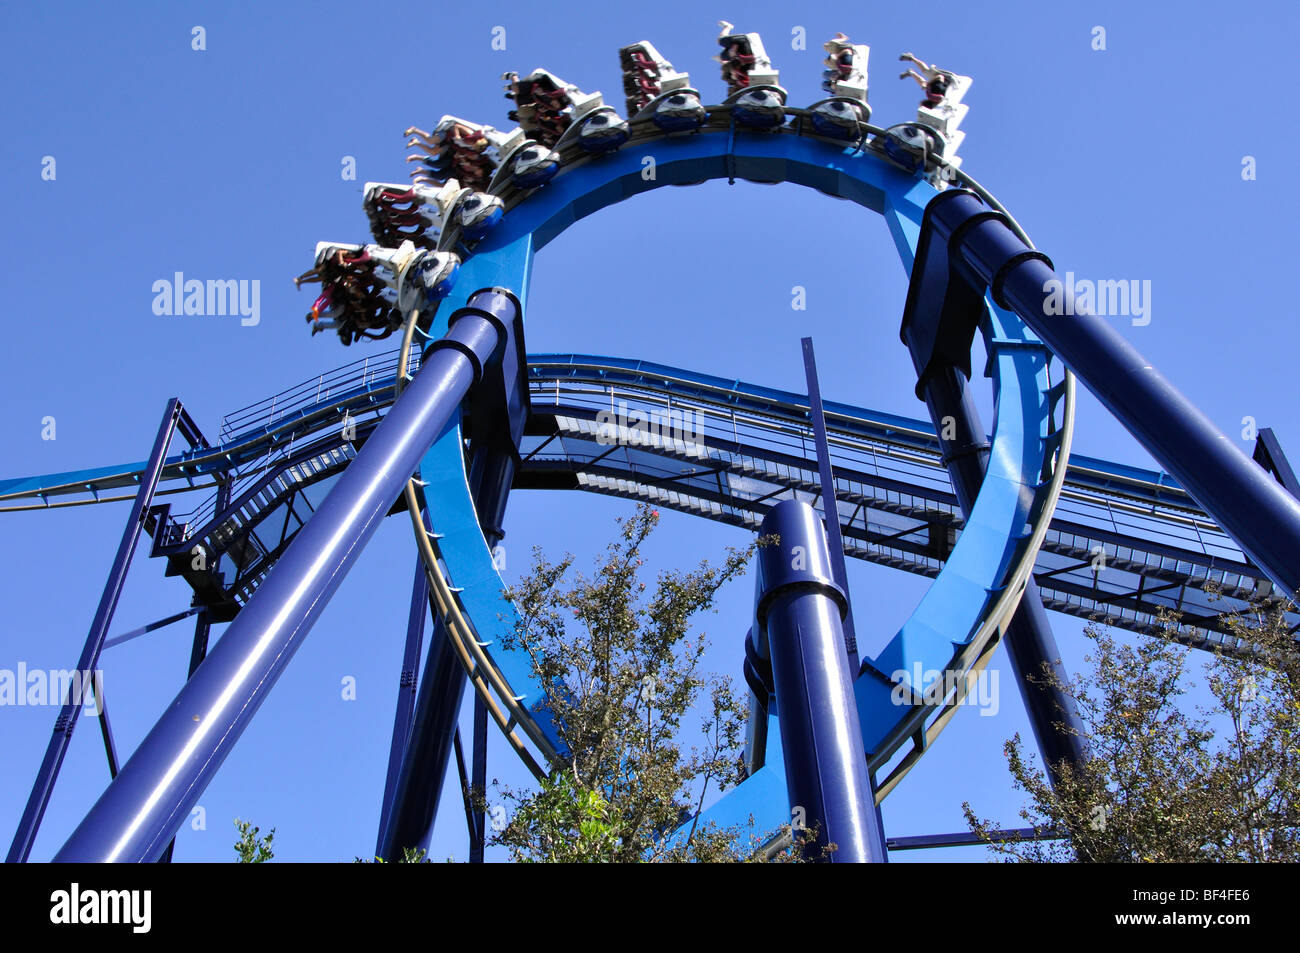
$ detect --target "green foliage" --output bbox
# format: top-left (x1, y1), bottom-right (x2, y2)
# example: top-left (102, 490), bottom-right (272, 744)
top-left (354, 847), bottom-right (432, 863)
top-left (233, 818), bottom-right (275, 863)
top-left (485, 503), bottom-right (795, 861)
top-left (965, 599), bottom-right (1300, 861)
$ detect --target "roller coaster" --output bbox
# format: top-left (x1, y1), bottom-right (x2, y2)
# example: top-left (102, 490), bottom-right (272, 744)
top-left (5, 26), bottom-right (1300, 863)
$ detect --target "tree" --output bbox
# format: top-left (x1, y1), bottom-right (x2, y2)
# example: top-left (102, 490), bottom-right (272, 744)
top-left (354, 847), bottom-right (434, 863)
top-left (482, 503), bottom-right (798, 861)
top-left (233, 818), bottom-right (275, 863)
top-left (964, 597), bottom-right (1300, 861)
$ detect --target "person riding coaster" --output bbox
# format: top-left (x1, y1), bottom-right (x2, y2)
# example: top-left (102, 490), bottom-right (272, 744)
top-left (503, 69), bottom-right (577, 147)
top-left (899, 52), bottom-right (953, 107)
top-left (715, 21), bottom-right (777, 98)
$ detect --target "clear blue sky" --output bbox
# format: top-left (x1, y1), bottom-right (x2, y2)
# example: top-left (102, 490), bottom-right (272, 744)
top-left (1, 0), bottom-right (1293, 862)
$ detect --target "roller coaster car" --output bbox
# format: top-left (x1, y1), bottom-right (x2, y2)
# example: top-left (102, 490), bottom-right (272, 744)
top-left (363, 182), bottom-right (419, 211)
top-left (914, 73), bottom-right (970, 167)
top-left (716, 25), bottom-right (779, 96)
top-left (619, 40), bottom-right (670, 76)
top-left (618, 40), bottom-right (691, 116)
top-left (404, 117), bottom-right (499, 191)
top-left (727, 85), bottom-right (787, 129)
top-left (490, 130), bottom-right (560, 191)
top-left (306, 241), bottom-right (368, 278)
top-left (821, 36), bottom-right (870, 102)
top-left (426, 117), bottom-right (494, 153)
top-left (503, 68), bottom-right (574, 110)
top-left (638, 88), bottom-right (707, 133)
top-left (510, 142), bottom-right (560, 187)
top-left (873, 122), bottom-right (946, 172)
top-left (503, 68), bottom-right (579, 147)
top-left (363, 181), bottom-right (449, 248)
top-left (807, 97), bottom-right (869, 140)
top-left (452, 190), bottom-right (504, 240)
top-left (875, 123), bottom-right (939, 173)
top-left (353, 240), bottom-right (459, 312)
top-left (566, 104), bottom-right (630, 154)
top-left (408, 250), bottom-right (461, 305)
top-left (299, 245), bottom-right (405, 345)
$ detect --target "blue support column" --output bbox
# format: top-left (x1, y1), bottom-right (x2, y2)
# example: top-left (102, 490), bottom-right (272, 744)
top-left (8, 399), bottom-right (183, 863)
top-left (375, 548), bottom-right (431, 857)
top-left (756, 500), bottom-right (887, 863)
top-left (469, 694), bottom-right (488, 863)
top-left (378, 616), bottom-right (466, 860)
top-left (95, 689), bottom-right (119, 779)
top-left (800, 337), bottom-right (859, 672)
top-left (919, 364), bottom-right (1087, 786)
top-left (54, 290), bottom-right (519, 863)
top-left (186, 609), bottom-right (211, 678)
top-left (159, 607), bottom-right (214, 864)
top-left (915, 189), bottom-right (1300, 599)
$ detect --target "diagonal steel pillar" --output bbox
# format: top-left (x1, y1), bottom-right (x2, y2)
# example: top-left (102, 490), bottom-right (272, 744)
top-left (800, 337), bottom-right (859, 673)
top-left (53, 290), bottom-right (518, 862)
top-left (913, 188), bottom-right (1300, 599)
top-left (7, 399), bottom-right (183, 863)
top-left (375, 547), bottom-right (432, 858)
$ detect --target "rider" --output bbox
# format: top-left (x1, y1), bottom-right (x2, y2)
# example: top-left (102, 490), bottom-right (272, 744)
top-left (899, 52), bottom-right (953, 107)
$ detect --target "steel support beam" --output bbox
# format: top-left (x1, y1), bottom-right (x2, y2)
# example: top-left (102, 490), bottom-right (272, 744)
top-left (8, 399), bottom-right (183, 863)
top-left (95, 688), bottom-right (119, 779)
top-left (756, 500), bottom-right (886, 863)
top-left (915, 188), bottom-right (1300, 599)
top-left (800, 337), bottom-right (859, 672)
top-left (54, 290), bottom-right (518, 862)
top-left (159, 607), bottom-right (214, 864)
top-left (469, 694), bottom-right (488, 863)
top-left (376, 547), bottom-right (431, 857)
top-left (886, 827), bottom-right (1064, 851)
top-left (1254, 428), bottom-right (1300, 500)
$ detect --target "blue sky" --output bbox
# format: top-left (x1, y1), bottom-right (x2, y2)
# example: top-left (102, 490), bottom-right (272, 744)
top-left (0, 0), bottom-right (1293, 862)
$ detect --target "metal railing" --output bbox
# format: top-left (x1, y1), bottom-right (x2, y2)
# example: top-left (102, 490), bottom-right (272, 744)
top-left (219, 349), bottom-right (419, 442)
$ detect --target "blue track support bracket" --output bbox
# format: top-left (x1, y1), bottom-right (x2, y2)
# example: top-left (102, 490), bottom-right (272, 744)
top-left (54, 292), bottom-right (519, 863)
top-left (800, 337), bottom-right (859, 672)
top-left (755, 500), bottom-right (886, 863)
top-left (7, 398), bottom-right (183, 864)
top-left (905, 187), bottom-right (1300, 600)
